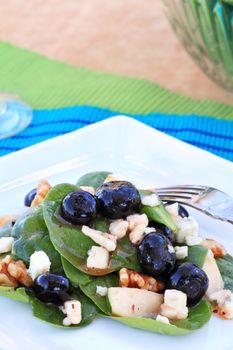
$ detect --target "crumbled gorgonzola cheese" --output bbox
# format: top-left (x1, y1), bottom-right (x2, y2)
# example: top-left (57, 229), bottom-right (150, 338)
top-left (96, 285), bottom-right (108, 296)
top-left (62, 300), bottom-right (82, 326)
top-left (185, 236), bottom-right (202, 246)
top-left (28, 250), bottom-right (51, 280)
top-left (141, 193), bottom-right (160, 207)
top-left (127, 214), bottom-right (148, 231)
top-left (109, 219), bottom-right (128, 239)
top-left (174, 246), bottom-right (188, 259)
top-left (87, 246), bottom-right (109, 269)
top-left (160, 289), bottom-right (188, 320)
top-left (0, 237), bottom-right (14, 254)
top-left (145, 227), bottom-right (156, 235)
top-left (209, 289), bottom-right (232, 306)
top-left (156, 314), bottom-right (170, 324)
top-left (176, 216), bottom-right (199, 244)
top-left (82, 225), bottom-right (117, 252)
top-left (129, 224), bottom-right (147, 244)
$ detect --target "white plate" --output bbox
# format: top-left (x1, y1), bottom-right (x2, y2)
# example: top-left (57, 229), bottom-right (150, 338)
top-left (0, 116), bottom-right (232, 350)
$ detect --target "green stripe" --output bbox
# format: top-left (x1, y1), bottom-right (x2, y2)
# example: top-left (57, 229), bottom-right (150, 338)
top-left (0, 41), bottom-right (233, 119)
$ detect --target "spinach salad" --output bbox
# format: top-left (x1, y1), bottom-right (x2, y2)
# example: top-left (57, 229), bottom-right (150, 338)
top-left (0, 171), bottom-right (232, 335)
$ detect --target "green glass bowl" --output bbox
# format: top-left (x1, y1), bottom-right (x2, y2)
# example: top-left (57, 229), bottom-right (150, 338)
top-left (163, 0), bottom-right (233, 91)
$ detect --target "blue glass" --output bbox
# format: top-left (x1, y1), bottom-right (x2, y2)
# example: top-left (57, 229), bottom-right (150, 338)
top-left (0, 96), bottom-right (32, 140)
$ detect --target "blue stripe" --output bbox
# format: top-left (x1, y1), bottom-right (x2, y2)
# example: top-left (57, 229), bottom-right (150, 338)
top-left (158, 127), bottom-right (233, 141)
top-left (0, 146), bottom-right (20, 151)
top-left (8, 134), bottom-right (233, 154)
top-left (12, 131), bottom-right (66, 139)
top-left (10, 127), bottom-right (233, 147)
top-left (29, 119), bottom-right (92, 128)
top-left (0, 105), bottom-right (233, 161)
top-left (184, 140), bottom-right (233, 155)
top-left (20, 120), bottom-right (233, 142)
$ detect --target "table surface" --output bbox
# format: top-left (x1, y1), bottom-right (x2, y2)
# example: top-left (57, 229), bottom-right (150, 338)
top-left (1, 0), bottom-right (233, 105)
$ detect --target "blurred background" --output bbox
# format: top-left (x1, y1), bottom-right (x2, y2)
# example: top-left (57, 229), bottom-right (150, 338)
top-left (0, 0), bottom-right (232, 105)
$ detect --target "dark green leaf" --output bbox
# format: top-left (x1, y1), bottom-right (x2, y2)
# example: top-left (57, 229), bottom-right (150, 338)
top-left (108, 300), bottom-right (212, 335)
top-left (30, 289), bottom-right (98, 327)
top-left (110, 237), bottom-right (140, 271)
top-left (91, 218), bottom-right (109, 232)
top-left (141, 204), bottom-right (177, 232)
top-left (43, 184), bottom-right (139, 276)
top-left (107, 315), bottom-right (190, 335)
top-left (62, 257), bottom-right (118, 315)
top-left (76, 171), bottom-right (111, 189)
top-left (172, 299), bottom-right (212, 330)
top-left (0, 286), bottom-right (29, 303)
top-left (185, 245), bottom-right (209, 268)
top-left (217, 254), bottom-right (233, 292)
top-left (12, 205), bottom-right (62, 274)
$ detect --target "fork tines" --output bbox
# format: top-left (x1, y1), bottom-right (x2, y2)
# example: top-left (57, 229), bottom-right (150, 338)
top-left (157, 185), bottom-right (207, 195)
top-left (157, 185), bottom-right (209, 201)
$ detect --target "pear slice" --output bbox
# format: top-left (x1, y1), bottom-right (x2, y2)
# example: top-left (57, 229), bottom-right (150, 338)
top-left (203, 250), bottom-right (224, 297)
top-left (108, 287), bottom-right (163, 317)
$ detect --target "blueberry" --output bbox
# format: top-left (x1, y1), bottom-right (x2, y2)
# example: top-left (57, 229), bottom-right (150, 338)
top-left (138, 232), bottom-right (176, 280)
top-left (33, 273), bottom-right (72, 305)
top-left (165, 202), bottom-right (189, 218)
top-left (24, 188), bottom-right (37, 207)
top-left (95, 181), bottom-right (141, 219)
top-left (149, 221), bottom-right (175, 244)
top-left (178, 205), bottom-right (189, 218)
top-left (61, 190), bottom-right (98, 225)
top-left (168, 263), bottom-right (209, 307)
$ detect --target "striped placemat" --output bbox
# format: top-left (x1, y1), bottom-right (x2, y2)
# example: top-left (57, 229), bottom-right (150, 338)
top-left (0, 41), bottom-right (233, 161)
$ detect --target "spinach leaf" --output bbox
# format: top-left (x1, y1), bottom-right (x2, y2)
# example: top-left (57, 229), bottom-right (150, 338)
top-left (92, 218), bottom-right (109, 232)
top-left (140, 191), bottom-right (177, 233)
top-left (63, 258), bottom-right (212, 334)
top-left (0, 284), bottom-right (97, 327)
top-left (0, 286), bottom-right (29, 303)
top-left (30, 289), bottom-right (98, 328)
top-left (111, 237), bottom-right (140, 271)
top-left (43, 184), bottom-right (139, 276)
top-left (12, 205), bottom-right (62, 274)
top-left (185, 245), bottom-right (209, 268)
top-left (78, 172), bottom-right (177, 232)
top-left (172, 299), bottom-right (212, 330)
top-left (62, 257), bottom-right (118, 315)
top-left (76, 171), bottom-right (111, 189)
top-left (217, 254), bottom-right (233, 292)
top-left (108, 300), bottom-right (212, 335)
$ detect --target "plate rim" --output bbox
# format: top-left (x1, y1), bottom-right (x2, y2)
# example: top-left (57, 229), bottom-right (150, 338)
top-left (0, 115), bottom-right (232, 169)
top-left (0, 115), bottom-right (232, 350)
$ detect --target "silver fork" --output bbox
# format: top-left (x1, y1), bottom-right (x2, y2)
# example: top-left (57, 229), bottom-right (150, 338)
top-left (157, 185), bottom-right (233, 225)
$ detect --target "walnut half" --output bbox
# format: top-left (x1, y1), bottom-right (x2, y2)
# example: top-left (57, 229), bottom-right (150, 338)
top-left (202, 239), bottom-right (227, 258)
top-left (0, 215), bottom-right (18, 228)
top-left (119, 268), bottom-right (164, 292)
top-left (31, 179), bottom-right (52, 207)
top-left (0, 255), bottom-right (33, 288)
